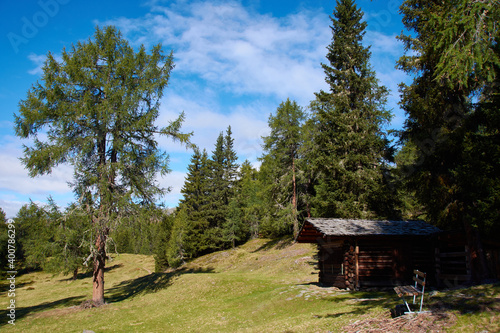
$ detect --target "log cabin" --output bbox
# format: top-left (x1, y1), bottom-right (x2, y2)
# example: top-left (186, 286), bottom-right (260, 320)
top-left (296, 218), bottom-right (441, 289)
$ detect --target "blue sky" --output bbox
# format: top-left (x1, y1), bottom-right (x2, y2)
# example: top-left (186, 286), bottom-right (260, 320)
top-left (0, 0), bottom-right (409, 217)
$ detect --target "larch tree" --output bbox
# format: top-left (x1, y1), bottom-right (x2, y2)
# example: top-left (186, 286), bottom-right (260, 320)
top-left (309, 0), bottom-right (393, 219)
top-left (14, 26), bottom-right (190, 305)
top-left (260, 99), bottom-right (306, 237)
top-left (237, 160), bottom-right (262, 239)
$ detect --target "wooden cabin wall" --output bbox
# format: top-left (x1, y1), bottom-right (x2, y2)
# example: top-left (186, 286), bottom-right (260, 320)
top-left (318, 237), bottom-right (436, 289)
top-left (356, 237), bottom-right (435, 287)
top-left (318, 240), bottom-right (345, 288)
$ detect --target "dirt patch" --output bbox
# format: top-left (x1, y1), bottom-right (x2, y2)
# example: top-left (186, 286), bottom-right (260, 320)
top-left (342, 310), bottom-right (456, 333)
top-left (30, 305), bottom-right (83, 319)
top-left (80, 300), bottom-right (99, 309)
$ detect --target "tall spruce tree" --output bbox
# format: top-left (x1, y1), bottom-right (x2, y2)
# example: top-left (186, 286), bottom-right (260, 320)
top-left (178, 147), bottom-right (211, 255)
top-left (260, 99), bottom-right (306, 237)
top-left (204, 126), bottom-right (239, 250)
top-left (398, 0), bottom-right (499, 282)
top-left (14, 26), bottom-right (190, 305)
top-left (309, 0), bottom-right (392, 219)
top-left (223, 126), bottom-right (239, 202)
top-left (205, 132), bottom-right (227, 249)
top-left (180, 147), bottom-right (210, 216)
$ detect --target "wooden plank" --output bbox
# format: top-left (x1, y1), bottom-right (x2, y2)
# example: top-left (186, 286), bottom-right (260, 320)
top-left (414, 270), bottom-right (426, 278)
top-left (359, 258), bottom-right (393, 264)
top-left (413, 276), bottom-right (426, 286)
top-left (438, 274), bottom-right (471, 281)
top-left (358, 255), bottom-right (393, 259)
top-left (394, 285), bottom-right (421, 297)
top-left (358, 264), bottom-right (393, 270)
top-left (355, 241), bottom-right (359, 289)
top-left (438, 252), bottom-right (468, 258)
top-left (439, 260), bottom-right (470, 265)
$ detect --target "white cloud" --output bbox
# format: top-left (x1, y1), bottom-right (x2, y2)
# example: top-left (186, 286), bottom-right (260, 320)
top-left (0, 137), bottom-right (74, 217)
top-left (4, 0), bottom-right (411, 212)
top-left (98, 1), bottom-right (330, 106)
top-left (0, 138), bottom-right (73, 195)
top-left (0, 198), bottom-right (26, 218)
top-left (157, 170), bottom-right (186, 208)
top-left (155, 92), bottom-right (270, 163)
top-left (365, 31), bottom-right (403, 58)
top-left (27, 53), bottom-right (46, 75)
top-left (27, 52), bottom-right (64, 76)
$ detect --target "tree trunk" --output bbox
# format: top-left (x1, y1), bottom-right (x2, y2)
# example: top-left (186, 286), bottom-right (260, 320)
top-left (92, 233), bottom-right (107, 306)
top-left (292, 157), bottom-right (298, 238)
top-left (464, 220), bottom-right (491, 283)
top-left (72, 267), bottom-right (79, 280)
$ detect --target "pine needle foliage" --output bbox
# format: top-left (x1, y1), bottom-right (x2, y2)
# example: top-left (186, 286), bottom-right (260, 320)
top-left (14, 25), bottom-right (190, 304)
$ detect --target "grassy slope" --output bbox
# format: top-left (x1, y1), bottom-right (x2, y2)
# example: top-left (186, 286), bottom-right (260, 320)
top-left (1, 238), bottom-right (499, 332)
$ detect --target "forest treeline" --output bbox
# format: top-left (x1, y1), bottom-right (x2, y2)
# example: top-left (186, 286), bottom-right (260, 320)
top-left (2, 0), bottom-right (499, 284)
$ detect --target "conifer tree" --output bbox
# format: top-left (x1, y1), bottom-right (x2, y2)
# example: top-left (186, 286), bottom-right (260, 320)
top-left (178, 147), bottom-right (211, 255)
top-left (166, 208), bottom-right (192, 268)
top-left (223, 198), bottom-right (245, 248)
top-left (237, 160), bottom-right (262, 238)
top-left (0, 208), bottom-right (8, 275)
top-left (398, 0), bottom-right (499, 281)
top-left (14, 26), bottom-right (190, 305)
top-left (223, 126), bottom-right (239, 203)
top-left (204, 126), bottom-right (239, 250)
top-left (180, 148), bottom-right (210, 216)
top-left (205, 132), bottom-right (227, 249)
top-left (260, 99), bottom-right (306, 237)
top-left (50, 204), bottom-right (92, 280)
top-left (14, 201), bottom-right (58, 270)
top-left (309, 0), bottom-right (392, 219)
top-left (153, 211), bottom-right (174, 272)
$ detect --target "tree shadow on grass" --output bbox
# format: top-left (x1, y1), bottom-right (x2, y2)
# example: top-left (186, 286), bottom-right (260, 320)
top-left (0, 266), bottom-right (214, 327)
top-left (106, 267), bottom-right (215, 303)
top-left (0, 295), bottom-right (86, 328)
top-left (428, 283), bottom-right (500, 314)
top-left (313, 291), bottom-right (399, 319)
top-left (314, 284), bottom-right (500, 319)
top-left (252, 236), bottom-right (295, 252)
top-left (0, 280), bottom-right (36, 295)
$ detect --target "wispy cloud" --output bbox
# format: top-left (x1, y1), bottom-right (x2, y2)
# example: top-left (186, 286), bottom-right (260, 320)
top-left (97, 1), bottom-right (331, 106)
top-left (6, 0), bottom-right (409, 212)
top-left (27, 52), bottom-right (63, 75)
top-left (156, 92), bottom-right (269, 163)
top-left (27, 53), bottom-right (46, 75)
top-left (0, 138), bottom-right (73, 195)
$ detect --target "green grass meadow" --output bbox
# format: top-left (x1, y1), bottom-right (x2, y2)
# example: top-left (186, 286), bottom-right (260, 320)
top-left (1, 238), bottom-right (499, 332)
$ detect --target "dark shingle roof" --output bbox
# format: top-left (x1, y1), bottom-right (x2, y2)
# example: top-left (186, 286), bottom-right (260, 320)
top-left (305, 218), bottom-right (441, 237)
